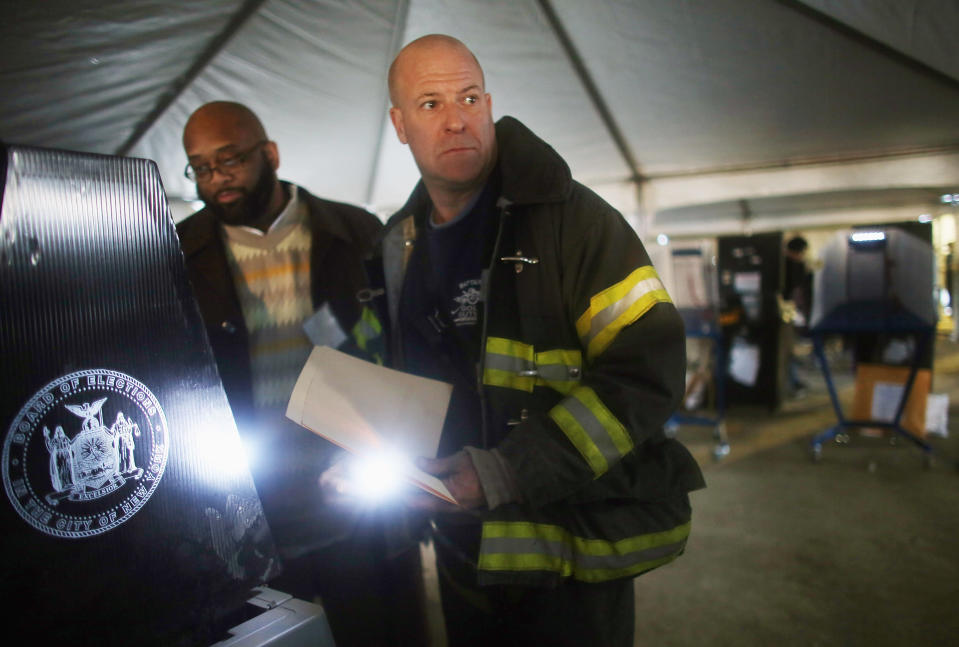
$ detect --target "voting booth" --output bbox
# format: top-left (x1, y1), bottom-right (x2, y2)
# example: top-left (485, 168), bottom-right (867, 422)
top-left (810, 227), bottom-right (936, 332)
top-left (716, 233), bottom-right (787, 409)
top-left (0, 145), bottom-right (333, 645)
top-left (808, 227), bottom-right (938, 464)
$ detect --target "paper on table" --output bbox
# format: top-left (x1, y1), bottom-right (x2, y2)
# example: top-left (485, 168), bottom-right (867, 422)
top-left (870, 381), bottom-right (905, 422)
top-left (728, 338), bottom-right (760, 386)
top-left (286, 345), bottom-right (456, 503)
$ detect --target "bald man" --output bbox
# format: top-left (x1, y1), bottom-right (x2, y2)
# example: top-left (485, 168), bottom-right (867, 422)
top-left (177, 102), bottom-right (428, 646)
top-left (349, 36), bottom-right (705, 646)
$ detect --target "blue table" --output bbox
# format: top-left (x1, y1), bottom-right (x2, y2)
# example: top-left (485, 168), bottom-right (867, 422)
top-left (809, 302), bottom-right (941, 467)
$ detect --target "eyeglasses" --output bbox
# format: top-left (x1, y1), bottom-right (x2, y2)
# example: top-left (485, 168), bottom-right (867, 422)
top-left (183, 140), bottom-right (267, 182)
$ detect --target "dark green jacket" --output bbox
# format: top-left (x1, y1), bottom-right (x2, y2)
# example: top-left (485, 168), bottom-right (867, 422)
top-left (360, 117), bottom-right (705, 586)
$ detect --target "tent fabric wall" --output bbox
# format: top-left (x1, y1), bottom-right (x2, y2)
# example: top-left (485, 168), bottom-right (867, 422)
top-left (796, 0), bottom-right (959, 82)
top-left (2, 0), bottom-right (959, 231)
top-left (1, 1), bottom-right (237, 155)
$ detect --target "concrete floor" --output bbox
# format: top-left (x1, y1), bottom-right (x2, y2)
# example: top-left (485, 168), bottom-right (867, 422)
top-left (422, 335), bottom-right (959, 646)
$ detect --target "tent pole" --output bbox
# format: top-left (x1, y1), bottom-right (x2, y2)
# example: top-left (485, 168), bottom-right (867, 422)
top-left (536, 0), bottom-right (645, 191)
top-left (635, 179), bottom-right (652, 241)
top-left (115, 0), bottom-right (269, 157)
top-left (364, 0), bottom-right (411, 213)
top-left (739, 199), bottom-right (754, 237)
top-left (776, 0), bottom-right (959, 90)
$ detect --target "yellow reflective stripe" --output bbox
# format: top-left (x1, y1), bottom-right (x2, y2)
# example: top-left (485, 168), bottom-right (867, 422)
top-left (483, 337), bottom-right (536, 392)
top-left (362, 306), bottom-right (382, 333)
top-left (548, 402), bottom-right (608, 475)
top-left (533, 348), bottom-right (580, 368)
top-left (479, 521), bottom-right (691, 582)
top-left (479, 552), bottom-right (572, 576)
top-left (478, 551), bottom-right (681, 582)
top-left (575, 266), bottom-right (660, 337)
top-left (587, 287), bottom-right (670, 361)
top-left (548, 386), bottom-right (632, 477)
top-left (351, 307), bottom-right (382, 351)
top-left (483, 339), bottom-right (581, 395)
top-left (483, 520), bottom-right (567, 541)
top-left (575, 387), bottom-right (633, 457)
top-left (583, 552), bottom-right (682, 581)
top-left (482, 520), bottom-right (690, 554)
top-left (575, 266), bottom-right (671, 361)
top-left (574, 521), bottom-right (690, 556)
top-left (486, 337), bottom-right (534, 361)
top-left (533, 348), bottom-right (581, 394)
top-left (484, 368), bottom-right (535, 392)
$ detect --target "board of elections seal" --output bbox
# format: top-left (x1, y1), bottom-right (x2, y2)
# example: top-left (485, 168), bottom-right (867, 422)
top-left (2, 369), bottom-right (169, 539)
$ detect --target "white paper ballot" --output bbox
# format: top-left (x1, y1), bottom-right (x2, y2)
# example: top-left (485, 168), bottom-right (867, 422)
top-left (870, 381), bottom-right (905, 422)
top-left (286, 346), bottom-right (456, 503)
top-left (728, 337), bottom-right (760, 387)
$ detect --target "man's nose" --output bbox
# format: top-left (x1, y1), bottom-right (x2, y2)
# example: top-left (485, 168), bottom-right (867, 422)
top-left (443, 105), bottom-right (466, 132)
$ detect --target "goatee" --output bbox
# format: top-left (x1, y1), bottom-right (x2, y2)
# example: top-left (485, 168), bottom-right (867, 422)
top-left (202, 158), bottom-right (277, 227)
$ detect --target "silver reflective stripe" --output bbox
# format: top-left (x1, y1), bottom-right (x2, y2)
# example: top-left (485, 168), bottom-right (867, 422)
top-left (483, 339), bottom-right (582, 394)
top-left (562, 395), bottom-right (622, 467)
top-left (535, 362), bottom-right (575, 382)
top-left (484, 353), bottom-right (534, 374)
top-left (583, 276), bottom-right (664, 347)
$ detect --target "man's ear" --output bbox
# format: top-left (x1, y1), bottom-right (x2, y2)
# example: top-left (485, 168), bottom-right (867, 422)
top-left (263, 141), bottom-right (280, 170)
top-left (389, 107), bottom-right (408, 145)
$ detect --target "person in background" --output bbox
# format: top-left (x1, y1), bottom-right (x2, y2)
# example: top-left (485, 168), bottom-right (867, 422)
top-left (946, 242), bottom-right (959, 342)
top-left (177, 101), bottom-right (428, 647)
top-left (782, 234), bottom-right (812, 397)
top-left (335, 35), bottom-right (705, 646)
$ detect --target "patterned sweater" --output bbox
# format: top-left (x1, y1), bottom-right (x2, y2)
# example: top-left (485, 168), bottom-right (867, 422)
top-left (221, 185), bottom-right (313, 414)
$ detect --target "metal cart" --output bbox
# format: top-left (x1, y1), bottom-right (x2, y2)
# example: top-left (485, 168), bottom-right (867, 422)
top-left (666, 306), bottom-right (730, 461)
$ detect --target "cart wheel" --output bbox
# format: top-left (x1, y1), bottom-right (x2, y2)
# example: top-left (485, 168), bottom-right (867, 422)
top-left (810, 444), bottom-right (823, 463)
top-left (712, 442), bottom-right (730, 462)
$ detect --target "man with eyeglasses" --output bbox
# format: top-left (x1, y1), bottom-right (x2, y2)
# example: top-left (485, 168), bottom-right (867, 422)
top-left (176, 101), bottom-right (428, 647)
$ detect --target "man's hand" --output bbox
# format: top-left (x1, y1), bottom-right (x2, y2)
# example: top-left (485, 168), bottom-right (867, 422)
top-left (317, 455), bottom-right (360, 506)
top-left (317, 450), bottom-right (488, 512)
top-left (415, 451), bottom-right (486, 511)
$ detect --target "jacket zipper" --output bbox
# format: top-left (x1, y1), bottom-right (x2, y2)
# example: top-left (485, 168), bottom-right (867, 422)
top-left (477, 199), bottom-right (511, 448)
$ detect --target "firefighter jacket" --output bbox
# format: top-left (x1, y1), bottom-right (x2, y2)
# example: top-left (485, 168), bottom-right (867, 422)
top-left (356, 116), bottom-right (706, 587)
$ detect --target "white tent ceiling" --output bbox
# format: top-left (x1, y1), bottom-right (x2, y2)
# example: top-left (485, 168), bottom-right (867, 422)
top-left (3, 0), bottom-right (959, 237)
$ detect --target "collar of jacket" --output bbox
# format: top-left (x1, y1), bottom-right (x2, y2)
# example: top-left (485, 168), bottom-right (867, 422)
top-left (177, 181), bottom-right (355, 259)
top-left (383, 115), bottom-right (572, 237)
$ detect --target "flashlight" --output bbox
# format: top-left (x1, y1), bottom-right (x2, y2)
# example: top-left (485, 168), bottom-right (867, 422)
top-left (344, 448), bottom-right (413, 503)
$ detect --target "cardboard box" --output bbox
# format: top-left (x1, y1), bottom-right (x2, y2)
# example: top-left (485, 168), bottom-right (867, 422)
top-left (851, 363), bottom-right (931, 437)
